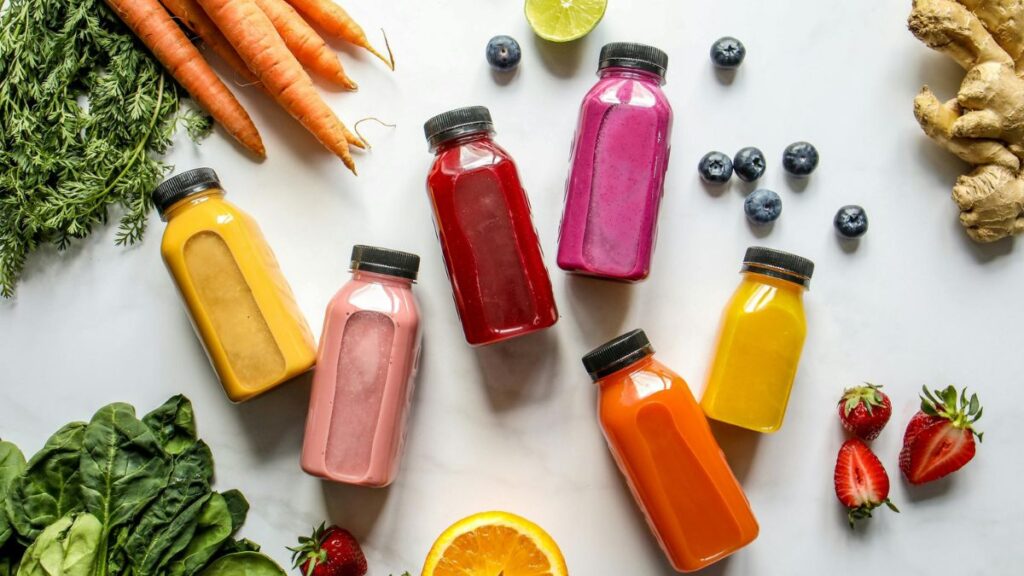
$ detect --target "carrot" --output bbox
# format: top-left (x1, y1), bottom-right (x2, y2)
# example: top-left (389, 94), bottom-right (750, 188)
top-left (284, 0), bottom-right (393, 69)
top-left (197, 0), bottom-right (361, 171)
top-left (104, 0), bottom-right (265, 157)
top-left (253, 0), bottom-right (357, 90)
top-left (159, 0), bottom-right (260, 86)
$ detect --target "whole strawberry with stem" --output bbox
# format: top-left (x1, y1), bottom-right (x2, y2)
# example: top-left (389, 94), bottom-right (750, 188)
top-left (289, 523), bottom-right (367, 576)
top-left (834, 438), bottom-right (899, 528)
top-left (900, 385), bottom-right (983, 485)
top-left (838, 383), bottom-right (892, 441)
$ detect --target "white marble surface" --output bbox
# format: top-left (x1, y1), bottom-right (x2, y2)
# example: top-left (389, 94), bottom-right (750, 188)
top-left (2, 0), bottom-right (1023, 574)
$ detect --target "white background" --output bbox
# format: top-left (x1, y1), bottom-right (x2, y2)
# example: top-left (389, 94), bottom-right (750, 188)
top-left (2, 0), bottom-right (1023, 574)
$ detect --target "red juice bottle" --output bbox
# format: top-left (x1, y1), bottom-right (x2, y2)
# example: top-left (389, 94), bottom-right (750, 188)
top-left (424, 106), bottom-right (558, 346)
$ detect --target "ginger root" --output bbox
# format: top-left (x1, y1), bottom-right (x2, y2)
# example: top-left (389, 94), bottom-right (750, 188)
top-left (909, 0), bottom-right (1024, 242)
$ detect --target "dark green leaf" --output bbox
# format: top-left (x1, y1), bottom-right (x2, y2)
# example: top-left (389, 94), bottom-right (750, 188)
top-left (4, 423), bottom-right (85, 542)
top-left (80, 402), bottom-right (171, 574)
top-left (215, 539), bottom-right (260, 557)
top-left (0, 441), bottom-right (27, 547)
top-left (220, 490), bottom-right (249, 534)
top-left (143, 396), bottom-right (198, 456)
top-left (197, 552), bottom-right (286, 576)
top-left (124, 441), bottom-right (214, 575)
top-left (166, 492), bottom-right (234, 576)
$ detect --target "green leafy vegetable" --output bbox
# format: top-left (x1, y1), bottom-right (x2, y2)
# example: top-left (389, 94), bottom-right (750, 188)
top-left (79, 403), bottom-right (170, 575)
top-left (0, 441), bottom-right (27, 547)
top-left (5, 424), bottom-right (86, 542)
top-left (143, 396), bottom-right (198, 456)
top-left (219, 490), bottom-right (249, 534)
top-left (15, 513), bottom-right (101, 576)
top-left (197, 552), bottom-right (287, 576)
top-left (166, 493), bottom-right (233, 576)
top-left (1, 398), bottom-right (280, 576)
top-left (0, 0), bottom-right (212, 298)
top-left (123, 442), bottom-right (213, 575)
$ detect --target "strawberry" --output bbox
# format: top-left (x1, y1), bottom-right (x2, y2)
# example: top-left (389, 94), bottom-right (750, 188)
top-left (838, 383), bottom-right (892, 441)
top-left (899, 385), bottom-right (983, 485)
top-left (834, 438), bottom-right (899, 528)
top-left (289, 523), bottom-right (368, 576)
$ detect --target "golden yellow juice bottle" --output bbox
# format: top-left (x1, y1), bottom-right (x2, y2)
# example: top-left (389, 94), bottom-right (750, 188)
top-left (154, 168), bottom-right (315, 402)
top-left (701, 247), bottom-right (814, 433)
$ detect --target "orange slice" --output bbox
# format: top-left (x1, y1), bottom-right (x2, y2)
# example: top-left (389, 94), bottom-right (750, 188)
top-left (421, 511), bottom-right (568, 576)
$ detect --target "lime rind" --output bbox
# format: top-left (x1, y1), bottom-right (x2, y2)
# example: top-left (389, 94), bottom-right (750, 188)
top-left (525, 0), bottom-right (608, 43)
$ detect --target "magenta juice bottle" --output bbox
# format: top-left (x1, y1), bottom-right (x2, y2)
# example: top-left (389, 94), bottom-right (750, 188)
top-left (301, 245), bottom-right (422, 487)
top-left (556, 43), bottom-right (673, 282)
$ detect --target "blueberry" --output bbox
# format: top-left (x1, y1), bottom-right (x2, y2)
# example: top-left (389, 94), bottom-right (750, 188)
top-left (710, 37), bottom-right (746, 69)
top-left (486, 35), bottom-right (522, 71)
top-left (834, 205), bottom-right (868, 238)
top-left (734, 147), bottom-right (766, 182)
top-left (698, 151), bottom-right (733, 184)
top-left (745, 189), bottom-right (782, 224)
top-left (783, 141), bottom-right (820, 177)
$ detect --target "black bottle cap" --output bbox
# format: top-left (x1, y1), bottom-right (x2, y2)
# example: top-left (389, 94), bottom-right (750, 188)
top-left (423, 106), bottom-right (494, 150)
top-left (152, 168), bottom-right (222, 216)
top-left (599, 42), bottom-right (669, 78)
top-left (351, 245), bottom-right (421, 281)
top-left (742, 246), bottom-right (815, 287)
top-left (582, 329), bottom-right (654, 381)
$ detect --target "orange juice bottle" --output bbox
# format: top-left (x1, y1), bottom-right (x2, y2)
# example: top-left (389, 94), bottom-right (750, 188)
top-left (155, 168), bottom-right (316, 402)
top-left (701, 247), bottom-right (814, 433)
top-left (584, 330), bottom-right (758, 573)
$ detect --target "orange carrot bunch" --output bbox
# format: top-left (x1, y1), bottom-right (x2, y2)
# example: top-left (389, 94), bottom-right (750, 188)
top-left (103, 0), bottom-right (390, 173)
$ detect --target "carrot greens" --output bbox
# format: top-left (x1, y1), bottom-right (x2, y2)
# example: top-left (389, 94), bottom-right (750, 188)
top-left (0, 0), bottom-right (212, 298)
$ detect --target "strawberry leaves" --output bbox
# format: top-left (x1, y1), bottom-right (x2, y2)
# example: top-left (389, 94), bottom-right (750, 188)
top-left (920, 385), bottom-right (983, 441)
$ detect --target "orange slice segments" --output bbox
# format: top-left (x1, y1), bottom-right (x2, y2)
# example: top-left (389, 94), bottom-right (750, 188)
top-left (421, 511), bottom-right (568, 576)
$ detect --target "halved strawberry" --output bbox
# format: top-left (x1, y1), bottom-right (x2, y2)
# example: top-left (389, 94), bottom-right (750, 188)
top-left (899, 385), bottom-right (983, 485)
top-left (838, 383), bottom-right (892, 441)
top-left (834, 438), bottom-right (899, 528)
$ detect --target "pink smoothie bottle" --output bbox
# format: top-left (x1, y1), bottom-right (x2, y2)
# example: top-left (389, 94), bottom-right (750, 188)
top-left (556, 43), bottom-right (673, 282)
top-left (301, 245), bottom-right (422, 487)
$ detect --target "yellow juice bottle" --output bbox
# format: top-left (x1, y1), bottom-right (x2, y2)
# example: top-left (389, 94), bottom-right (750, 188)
top-left (155, 168), bottom-right (316, 402)
top-left (701, 247), bottom-right (814, 433)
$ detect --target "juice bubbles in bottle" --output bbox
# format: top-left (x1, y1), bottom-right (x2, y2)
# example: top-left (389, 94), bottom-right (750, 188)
top-left (424, 106), bottom-right (558, 346)
top-left (584, 330), bottom-right (758, 572)
top-left (701, 247), bottom-right (815, 433)
top-left (557, 43), bottom-right (673, 282)
top-left (301, 245), bottom-right (422, 487)
top-left (155, 168), bottom-right (315, 402)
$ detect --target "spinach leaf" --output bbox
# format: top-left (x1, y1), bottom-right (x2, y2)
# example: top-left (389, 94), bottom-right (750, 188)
top-left (123, 441), bottom-right (213, 575)
top-left (219, 490), bottom-right (249, 535)
top-left (0, 441), bottom-right (27, 547)
top-left (5, 423), bottom-right (85, 543)
top-left (166, 492), bottom-right (233, 576)
top-left (15, 513), bottom-right (102, 576)
top-left (214, 539), bottom-right (260, 556)
top-left (142, 396), bottom-right (197, 456)
top-left (79, 403), bottom-right (170, 575)
top-left (197, 552), bottom-right (286, 576)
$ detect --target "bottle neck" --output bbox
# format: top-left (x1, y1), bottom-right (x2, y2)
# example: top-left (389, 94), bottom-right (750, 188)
top-left (598, 66), bottom-right (664, 85)
top-left (161, 189), bottom-right (225, 221)
top-left (432, 130), bottom-right (493, 154)
top-left (741, 270), bottom-right (807, 294)
top-left (351, 269), bottom-right (415, 288)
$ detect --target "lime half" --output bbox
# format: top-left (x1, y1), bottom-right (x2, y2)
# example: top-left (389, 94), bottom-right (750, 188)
top-left (525, 0), bottom-right (608, 43)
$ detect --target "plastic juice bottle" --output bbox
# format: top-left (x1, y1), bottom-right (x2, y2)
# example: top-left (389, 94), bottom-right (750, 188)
top-left (424, 106), bottom-right (558, 346)
top-left (557, 43), bottom-right (673, 282)
top-left (701, 247), bottom-right (815, 433)
top-left (584, 330), bottom-right (758, 573)
top-left (301, 245), bottom-right (422, 487)
top-left (155, 168), bottom-right (316, 402)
